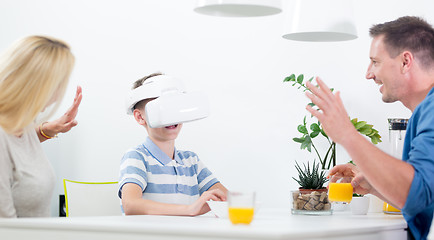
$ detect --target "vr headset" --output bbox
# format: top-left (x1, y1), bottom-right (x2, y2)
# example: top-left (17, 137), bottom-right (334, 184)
top-left (125, 75), bottom-right (209, 128)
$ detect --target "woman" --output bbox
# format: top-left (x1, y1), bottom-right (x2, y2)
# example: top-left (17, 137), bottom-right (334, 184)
top-left (0, 36), bottom-right (82, 217)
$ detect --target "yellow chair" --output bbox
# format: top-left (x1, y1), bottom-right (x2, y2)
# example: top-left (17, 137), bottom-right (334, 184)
top-left (63, 179), bottom-right (121, 217)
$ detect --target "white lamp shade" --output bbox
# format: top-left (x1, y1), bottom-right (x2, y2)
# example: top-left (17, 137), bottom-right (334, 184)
top-left (194, 0), bottom-right (282, 17)
top-left (282, 0), bottom-right (358, 42)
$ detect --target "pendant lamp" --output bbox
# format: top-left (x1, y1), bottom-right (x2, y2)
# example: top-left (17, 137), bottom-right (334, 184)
top-left (282, 0), bottom-right (357, 42)
top-left (194, 0), bottom-right (282, 17)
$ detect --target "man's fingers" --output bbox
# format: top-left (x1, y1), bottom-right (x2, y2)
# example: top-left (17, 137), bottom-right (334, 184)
top-left (306, 104), bottom-right (324, 123)
top-left (315, 77), bottom-right (333, 94)
top-left (306, 91), bottom-right (326, 111)
top-left (306, 77), bottom-right (333, 102)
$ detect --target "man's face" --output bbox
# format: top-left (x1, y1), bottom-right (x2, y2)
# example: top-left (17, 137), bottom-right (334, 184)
top-left (365, 35), bottom-right (405, 103)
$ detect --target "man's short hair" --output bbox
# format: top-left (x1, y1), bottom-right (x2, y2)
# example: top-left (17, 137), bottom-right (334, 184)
top-left (369, 16), bottom-right (434, 69)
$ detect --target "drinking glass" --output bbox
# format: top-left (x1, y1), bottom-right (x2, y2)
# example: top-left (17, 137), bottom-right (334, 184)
top-left (228, 191), bottom-right (255, 225)
top-left (328, 177), bottom-right (353, 203)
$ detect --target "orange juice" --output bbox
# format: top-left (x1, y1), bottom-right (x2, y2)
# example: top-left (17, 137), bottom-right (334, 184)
top-left (328, 183), bottom-right (353, 203)
top-left (228, 207), bottom-right (254, 224)
top-left (383, 202), bottom-right (401, 214)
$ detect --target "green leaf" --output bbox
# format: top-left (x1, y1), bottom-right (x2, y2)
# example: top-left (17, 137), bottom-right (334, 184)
top-left (370, 134), bottom-right (382, 144)
top-left (320, 129), bottom-right (328, 138)
top-left (297, 125), bottom-right (308, 134)
top-left (308, 77), bottom-right (314, 82)
top-left (285, 74), bottom-right (295, 82)
top-left (297, 74), bottom-right (304, 84)
top-left (293, 137), bottom-right (305, 143)
top-left (310, 123), bottom-right (321, 132)
top-left (300, 141), bottom-right (309, 150)
top-left (306, 142), bottom-right (312, 152)
top-left (358, 128), bottom-right (372, 135)
top-left (368, 129), bottom-right (378, 137)
top-left (301, 136), bottom-right (312, 152)
top-left (310, 131), bottom-right (320, 138)
top-left (354, 121), bottom-right (367, 130)
top-left (358, 124), bottom-right (373, 130)
top-left (351, 118), bottom-right (358, 125)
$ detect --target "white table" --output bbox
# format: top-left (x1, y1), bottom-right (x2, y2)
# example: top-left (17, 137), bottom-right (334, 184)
top-left (0, 209), bottom-right (407, 240)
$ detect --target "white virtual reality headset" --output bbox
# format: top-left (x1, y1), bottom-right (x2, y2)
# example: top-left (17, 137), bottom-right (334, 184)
top-left (125, 75), bottom-right (209, 128)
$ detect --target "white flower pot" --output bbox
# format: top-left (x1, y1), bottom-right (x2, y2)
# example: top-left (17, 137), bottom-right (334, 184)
top-left (368, 194), bottom-right (383, 213)
top-left (351, 196), bottom-right (370, 215)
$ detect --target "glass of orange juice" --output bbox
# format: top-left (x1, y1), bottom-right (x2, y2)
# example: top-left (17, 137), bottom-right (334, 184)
top-left (383, 202), bottom-right (402, 214)
top-left (328, 177), bottom-right (353, 203)
top-left (228, 191), bottom-right (255, 225)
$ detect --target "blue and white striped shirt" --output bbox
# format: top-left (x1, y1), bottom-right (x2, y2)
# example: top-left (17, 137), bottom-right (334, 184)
top-left (118, 137), bottom-right (219, 205)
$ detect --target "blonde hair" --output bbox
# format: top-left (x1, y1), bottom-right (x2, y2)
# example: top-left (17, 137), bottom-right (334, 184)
top-left (0, 36), bottom-right (75, 134)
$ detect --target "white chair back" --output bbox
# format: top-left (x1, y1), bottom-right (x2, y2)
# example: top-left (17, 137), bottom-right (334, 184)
top-left (63, 179), bottom-right (121, 217)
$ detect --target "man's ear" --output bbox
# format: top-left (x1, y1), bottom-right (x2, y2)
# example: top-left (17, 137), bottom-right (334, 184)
top-left (133, 109), bottom-right (148, 126)
top-left (401, 51), bottom-right (414, 74)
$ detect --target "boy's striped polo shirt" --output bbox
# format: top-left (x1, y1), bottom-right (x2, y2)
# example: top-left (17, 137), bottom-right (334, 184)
top-left (118, 137), bottom-right (219, 205)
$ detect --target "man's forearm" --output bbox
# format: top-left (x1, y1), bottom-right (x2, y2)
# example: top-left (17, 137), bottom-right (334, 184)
top-left (341, 131), bottom-right (414, 208)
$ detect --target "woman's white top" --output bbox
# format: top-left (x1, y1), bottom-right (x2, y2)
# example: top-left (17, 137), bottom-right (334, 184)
top-left (0, 126), bottom-right (55, 217)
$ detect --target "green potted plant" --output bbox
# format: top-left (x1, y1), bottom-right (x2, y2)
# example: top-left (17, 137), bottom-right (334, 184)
top-left (291, 160), bottom-right (332, 215)
top-left (286, 74), bottom-right (383, 215)
top-left (284, 74), bottom-right (382, 170)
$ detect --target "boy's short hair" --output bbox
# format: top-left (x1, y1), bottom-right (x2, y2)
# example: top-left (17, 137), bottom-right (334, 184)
top-left (132, 72), bottom-right (162, 112)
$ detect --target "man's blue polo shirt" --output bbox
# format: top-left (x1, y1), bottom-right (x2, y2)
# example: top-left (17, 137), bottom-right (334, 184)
top-left (402, 87), bottom-right (434, 240)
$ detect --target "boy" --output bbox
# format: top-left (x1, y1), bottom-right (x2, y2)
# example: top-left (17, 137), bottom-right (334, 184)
top-left (118, 73), bottom-right (227, 216)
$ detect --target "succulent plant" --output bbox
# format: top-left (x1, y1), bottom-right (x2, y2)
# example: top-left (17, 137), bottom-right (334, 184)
top-left (292, 160), bottom-right (328, 189)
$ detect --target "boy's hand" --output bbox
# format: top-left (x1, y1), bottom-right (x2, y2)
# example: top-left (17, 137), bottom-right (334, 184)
top-left (187, 189), bottom-right (226, 216)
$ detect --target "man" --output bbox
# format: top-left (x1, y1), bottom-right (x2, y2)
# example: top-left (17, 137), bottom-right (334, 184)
top-left (305, 16), bottom-right (434, 240)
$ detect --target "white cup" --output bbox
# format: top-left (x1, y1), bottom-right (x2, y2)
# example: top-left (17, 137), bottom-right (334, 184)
top-left (351, 195), bottom-right (370, 215)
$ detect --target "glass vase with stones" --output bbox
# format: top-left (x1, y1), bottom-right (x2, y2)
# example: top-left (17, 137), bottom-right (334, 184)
top-left (291, 189), bottom-right (332, 215)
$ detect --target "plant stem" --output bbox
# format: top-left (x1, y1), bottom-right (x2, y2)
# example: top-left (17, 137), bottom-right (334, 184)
top-left (323, 143), bottom-right (334, 169)
top-left (333, 143), bottom-right (336, 167)
top-left (326, 143), bottom-right (337, 169)
top-left (310, 141), bottom-right (324, 167)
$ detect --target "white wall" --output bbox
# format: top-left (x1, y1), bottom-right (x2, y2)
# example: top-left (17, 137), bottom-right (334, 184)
top-left (1, 0), bottom-right (432, 216)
